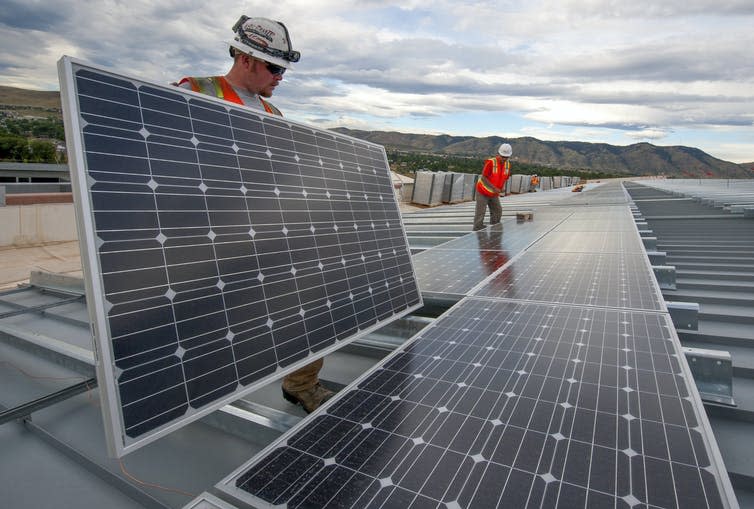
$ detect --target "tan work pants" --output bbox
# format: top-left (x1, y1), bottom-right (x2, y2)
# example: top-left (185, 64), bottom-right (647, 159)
top-left (282, 358), bottom-right (323, 392)
top-left (473, 192), bottom-right (502, 231)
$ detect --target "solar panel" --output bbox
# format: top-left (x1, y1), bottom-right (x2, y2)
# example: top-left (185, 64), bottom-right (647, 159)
top-left (474, 251), bottom-right (665, 311)
top-left (413, 245), bottom-right (511, 298)
top-left (439, 172), bottom-right (466, 204)
top-left (413, 212), bottom-right (571, 298)
top-left (57, 57), bottom-right (422, 456)
top-left (221, 298), bottom-right (734, 508)
top-left (559, 184), bottom-right (631, 206)
top-left (528, 230), bottom-right (645, 254)
top-left (552, 207), bottom-right (638, 232)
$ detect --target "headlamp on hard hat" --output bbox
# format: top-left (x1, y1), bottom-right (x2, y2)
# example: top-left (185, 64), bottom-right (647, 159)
top-left (231, 15), bottom-right (300, 63)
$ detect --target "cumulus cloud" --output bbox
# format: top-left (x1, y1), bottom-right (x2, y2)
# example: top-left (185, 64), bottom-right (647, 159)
top-left (625, 129), bottom-right (672, 141)
top-left (1, 0), bottom-right (752, 161)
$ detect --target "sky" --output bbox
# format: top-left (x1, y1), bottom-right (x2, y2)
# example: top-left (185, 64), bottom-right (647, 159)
top-left (1, 0), bottom-right (753, 163)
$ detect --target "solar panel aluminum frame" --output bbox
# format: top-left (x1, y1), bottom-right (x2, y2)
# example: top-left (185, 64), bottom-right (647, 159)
top-left (57, 56), bottom-right (422, 457)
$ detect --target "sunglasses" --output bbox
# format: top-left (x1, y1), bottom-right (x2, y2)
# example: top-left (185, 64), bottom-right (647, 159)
top-left (265, 61), bottom-right (286, 76)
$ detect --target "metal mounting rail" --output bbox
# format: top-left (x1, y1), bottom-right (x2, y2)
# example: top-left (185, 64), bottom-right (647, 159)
top-left (0, 377), bottom-right (97, 425)
top-left (0, 294), bottom-right (84, 320)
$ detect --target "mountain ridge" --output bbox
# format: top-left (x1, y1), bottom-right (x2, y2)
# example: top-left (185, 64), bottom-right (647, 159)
top-left (0, 85), bottom-right (749, 178)
top-left (333, 128), bottom-right (749, 178)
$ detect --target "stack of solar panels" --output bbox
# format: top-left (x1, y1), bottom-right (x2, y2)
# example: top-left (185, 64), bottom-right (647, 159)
top-left (219, 182), bottom-right (736, 508)
top-left (440, 172), bottom-right (466, 204)
top-left (412, 171), bottom-right (443, 206)
top-left (508, 174), bottom-right (529, 194)
top-left (463, 175), bottom-right (477, 201)
top-left (540, 176), bottom-right (553, 191)
top-left (411, 171), bottom-right (434, 206)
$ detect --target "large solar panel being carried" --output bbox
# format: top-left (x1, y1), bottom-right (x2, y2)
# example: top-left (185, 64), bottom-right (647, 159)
top-left (57, 56), bottom-right (422, 456)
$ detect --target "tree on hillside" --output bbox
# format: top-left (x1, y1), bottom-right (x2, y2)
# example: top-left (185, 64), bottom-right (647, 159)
top-left (0, 134), bottom-right (59, 162)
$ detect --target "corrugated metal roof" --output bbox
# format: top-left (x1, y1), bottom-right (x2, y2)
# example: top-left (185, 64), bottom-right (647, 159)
top-left (624, 180), bottom-right (754, 504)
top-left (2, 179), bottom-right (753, 508)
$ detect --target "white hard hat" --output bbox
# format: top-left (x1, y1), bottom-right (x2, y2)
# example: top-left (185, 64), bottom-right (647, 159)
top-left (499, 143), bottom-right (512, 157)
top-left (228, 16), bottom-right (300, 69)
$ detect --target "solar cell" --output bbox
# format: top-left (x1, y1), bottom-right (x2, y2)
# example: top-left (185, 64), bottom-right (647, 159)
top-left (58, 57), bottom-right (422, 456)
top-left (222, 298), bottom-right (734, 508)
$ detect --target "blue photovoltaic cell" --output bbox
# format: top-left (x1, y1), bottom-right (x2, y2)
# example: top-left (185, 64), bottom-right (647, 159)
top-left (59, 58), bottom-right (421, 454)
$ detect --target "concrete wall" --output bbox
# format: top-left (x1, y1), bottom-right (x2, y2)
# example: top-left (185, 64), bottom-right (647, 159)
top-left (0, 202), bottom-right (78, 247)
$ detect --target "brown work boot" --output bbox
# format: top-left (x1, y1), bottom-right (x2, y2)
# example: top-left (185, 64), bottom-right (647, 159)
top-left (282, 383), bottom-right (335, 413)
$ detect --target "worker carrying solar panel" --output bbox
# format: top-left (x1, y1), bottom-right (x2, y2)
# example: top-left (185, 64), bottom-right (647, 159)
top-left (177, 16), bottom-right (296, 117)
top-left (473, 143), bottom-right (512, 231)
top-left (175, 15), bottom-right (334, 414)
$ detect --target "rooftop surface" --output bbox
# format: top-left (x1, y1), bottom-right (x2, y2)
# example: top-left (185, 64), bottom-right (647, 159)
top-left (1, 179), bottom-right (753, 508)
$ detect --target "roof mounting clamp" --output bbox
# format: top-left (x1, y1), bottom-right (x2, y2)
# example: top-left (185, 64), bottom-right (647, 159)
top-left (642, 236), bottom-right (658, 250)
top-left (646, 250), bottom-right (667, 265)
top-left (683, 347), bottom-right (736, 407)
top-left (666, 300), bottom-right (697, 329)
top-left (653, 265), bottom-right (677, 290)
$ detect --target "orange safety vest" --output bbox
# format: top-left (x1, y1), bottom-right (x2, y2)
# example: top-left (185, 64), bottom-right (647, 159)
top-left (476, 155), bottom-right (510, 197)
top-left (177, 76), bottom-right (282, 116)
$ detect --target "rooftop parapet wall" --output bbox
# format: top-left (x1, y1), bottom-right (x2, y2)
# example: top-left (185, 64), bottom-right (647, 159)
top-left (0, 202), bottom-right (77, 247)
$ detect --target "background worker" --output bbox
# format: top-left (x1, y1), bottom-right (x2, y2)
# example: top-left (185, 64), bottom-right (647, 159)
top-left (177, 15), bottom-right (334, 414)
top-left (473, 143), bottom-right (512, 231)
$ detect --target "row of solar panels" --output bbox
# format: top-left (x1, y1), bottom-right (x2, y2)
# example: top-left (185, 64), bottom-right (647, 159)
top-left (412, 171), bottom-right (583, 207)
top-left (215, 184), bottom-right (737, 507)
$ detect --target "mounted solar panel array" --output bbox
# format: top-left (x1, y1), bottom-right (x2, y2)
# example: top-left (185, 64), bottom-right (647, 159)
top-left (57, 57), bottom-right (422, 456)
top-left (219, 183), bottom-right (736, 508)
top-left (473, 206), bottom-right (665, 311)
top-left (475, 251), bottom-right (665, 311)
top-left (413, 209), bottom-right (572, 298)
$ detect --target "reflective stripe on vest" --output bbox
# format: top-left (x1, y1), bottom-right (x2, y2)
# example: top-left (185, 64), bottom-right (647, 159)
top-left (476, 156), bottom-right (510, 197)
top-left (179, 76), bottom-right (281, 116)
top-left (478, 176), bottom-right (501, 195)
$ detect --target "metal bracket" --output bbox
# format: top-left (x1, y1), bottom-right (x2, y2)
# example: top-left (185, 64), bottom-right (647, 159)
top-left (683, 347), bottom-right (736, 407)
top-left (653, 266), bottom-right (677, 290)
